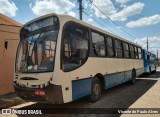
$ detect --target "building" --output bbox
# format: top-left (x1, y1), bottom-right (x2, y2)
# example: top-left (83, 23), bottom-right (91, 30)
top-left (0, 13), bottom-right (22, 95)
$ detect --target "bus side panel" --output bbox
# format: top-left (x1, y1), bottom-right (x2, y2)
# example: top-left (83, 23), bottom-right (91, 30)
top-left (136, 68), bottom-right (144, 76)
top-left (72, 78), bottom-right (92, 100)
top-left (124, 59), bottom-right (133, 81)
top-left (104, 72), bottom-right (125, 89)
top-left (124, 70), bottom-right (132, 81)
top-left (105, 76), bottom-right (110, 89)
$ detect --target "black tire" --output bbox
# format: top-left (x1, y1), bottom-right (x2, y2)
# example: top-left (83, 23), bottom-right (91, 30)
top-left (149, 66), bottom-right (151, 75)
top-left (130, 70), bottom-right (136, 84)
top-left (89, 77), bottom-right (102, 102)
top-left (154, 66), bottom-right (157, 73)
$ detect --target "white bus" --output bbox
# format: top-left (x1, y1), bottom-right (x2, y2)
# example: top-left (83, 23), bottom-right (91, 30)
top-left (14, 13), bottom-right (144, 104)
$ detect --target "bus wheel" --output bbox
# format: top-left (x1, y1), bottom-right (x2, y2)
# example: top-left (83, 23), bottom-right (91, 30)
top-left (130, 70), bottom-right (136, 84)
top-left (89, 78), bottom-right (102, 102)
top-left (149, 66), bottom-right (151, 75)
top-left (154, 66), bottom-right (157, 73)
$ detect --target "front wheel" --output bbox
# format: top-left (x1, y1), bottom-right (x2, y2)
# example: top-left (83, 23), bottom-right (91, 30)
top-left (89, 78), bottom-right (102, 102)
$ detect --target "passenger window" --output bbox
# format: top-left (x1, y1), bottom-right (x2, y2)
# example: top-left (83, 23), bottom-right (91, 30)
top-left (129, 45), bottom-right (135, 58)
top-left (123, 43), bottom-right (129, 58)
top-left (115, 39), bottom-right (123, 58)
top-left (147, 53), bottom-right (150, 60)
top-left (138, 48), bottom-right (142, 59)
top-left (106, 36), bottom-right (114, 57)
top-left (62, 23), bottom-right (89, 72)
top-left (92, 32), bottom-right (105, 56)
top-left (134, 46), bottom-right (139, 59)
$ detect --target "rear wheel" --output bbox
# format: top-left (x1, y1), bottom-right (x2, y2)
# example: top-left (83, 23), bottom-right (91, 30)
top-left (130, 70), bottom-right (136, 84)
top-left (89, 77), bottom-right (102, 102)
top-left (149, 66), bottom-right (151, 75)
top-left (154, 66), bottom-right (157, 73)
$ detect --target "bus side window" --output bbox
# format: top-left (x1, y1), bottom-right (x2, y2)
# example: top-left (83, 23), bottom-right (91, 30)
top-left (62, 23), bottom-right (89, 72)
top-left (134, 46), bottom-right (139, 59)
top-left (129, 45), bottom-right (135, 59)
top-left (138, 48), bottom-right (142, 59)
top-left (91, 32), bottom-right (105, 56)
top-left (106, 36), bottom-right (114, 57)
top-left (123, 43), bottom-right (129, 58)
top-left (147, 54), bottom-right (150, 60)
top-left (115, 39), bottom-right (123, 58)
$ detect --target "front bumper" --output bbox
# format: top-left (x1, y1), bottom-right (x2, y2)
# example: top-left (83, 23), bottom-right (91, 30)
top-left (14, 82), bottom-right (64, 104)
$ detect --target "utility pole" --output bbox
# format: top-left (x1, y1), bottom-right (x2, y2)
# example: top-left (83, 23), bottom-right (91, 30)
top-left (157, 49), bottom-right (159, 58)
top-left (78, 0), bottom-right (83, 20)
top-left (147, 37), bottom-right (148, 50)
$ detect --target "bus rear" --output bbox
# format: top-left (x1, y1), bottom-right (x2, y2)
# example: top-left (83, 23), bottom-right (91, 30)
top-left (143, 49), bottom-right (157, 74)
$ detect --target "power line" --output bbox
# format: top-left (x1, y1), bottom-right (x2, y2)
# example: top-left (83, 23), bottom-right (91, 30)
top-left (83, 8), bottom-right (116, 31)
top-left (150, 47), bottom-right (160, 48)
top-left (83, 11), bottom-right (112, 32)
top-left (104, 0), bottom-right (140, 21)
top-left (87, 0), bottom-right (136, 39)
top-left (84, 9), bottom-right (136, 40)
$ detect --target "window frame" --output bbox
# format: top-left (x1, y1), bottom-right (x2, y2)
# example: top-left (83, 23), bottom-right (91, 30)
top-left (105, 36), bottom-right (115, 57)
top-left (138, 47), bottom-right (143, 59)
top-left (61, 21), bottom-right (90, 72)
top-left (91, 31), bottom-right (106, 57)
top-left (16, 16), bottom-right (60, 73)
top-left (129, 44), bottom-right (135, 59)
top-left (114, 39), bottom-right (123, 58)
top-left (123, 42), bottom-right (130, 58)
top-left (134, 46), bottom-right (139, 59)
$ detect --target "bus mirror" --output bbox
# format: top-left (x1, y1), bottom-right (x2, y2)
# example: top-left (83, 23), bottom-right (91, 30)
top-left (4, 41), bottom-right (8, 49)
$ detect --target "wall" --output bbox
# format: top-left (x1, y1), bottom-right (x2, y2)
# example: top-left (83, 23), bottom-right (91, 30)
top-left (0, 25), bottom-right (20, 95)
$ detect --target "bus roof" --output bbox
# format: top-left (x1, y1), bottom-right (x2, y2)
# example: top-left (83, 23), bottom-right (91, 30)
top-left (21, 13), bottom-right (141, 47)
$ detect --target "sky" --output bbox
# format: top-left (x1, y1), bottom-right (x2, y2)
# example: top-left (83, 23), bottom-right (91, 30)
top-left (0, 0), bottom-right (160, 56)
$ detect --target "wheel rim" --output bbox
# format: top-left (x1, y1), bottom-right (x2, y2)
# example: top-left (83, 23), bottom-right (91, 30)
top-left (93, 83), bottom-right (100, 96)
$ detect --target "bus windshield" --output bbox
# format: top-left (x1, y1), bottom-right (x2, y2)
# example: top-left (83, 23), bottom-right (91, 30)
top-left (16, 16), bottom-right (59, 73)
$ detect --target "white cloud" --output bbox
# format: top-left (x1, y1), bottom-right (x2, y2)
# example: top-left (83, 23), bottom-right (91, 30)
top-left (116, 0), bottom-right (131, 4)
top-left (126, 14), bottom-right (160, 28)
top-left (134, 36), bottom-right (160, 53)
top-left (90, 0), bottom-right (144, 22)
top-left (88, 18), bottom-right (93, 22)
top-left (67, 11), bottom-right (76, 17)
top-left (31, 0), bottom-right (76, 17)
top-left (111, 2), bottom-right (145, 21)
top-left (0, 0), bottom-right (18, 17)
top-left (91, 0), bottom-right (117, 19)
